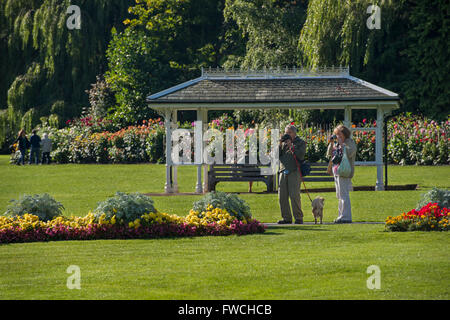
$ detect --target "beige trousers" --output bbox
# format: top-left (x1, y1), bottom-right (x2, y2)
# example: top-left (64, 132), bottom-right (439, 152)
top-left (278, 170), bottom-right (303, 222)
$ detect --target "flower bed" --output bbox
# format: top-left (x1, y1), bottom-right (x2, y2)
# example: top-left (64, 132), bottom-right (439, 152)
top-left (0, 209), bottom-right (266, 244)
top-left (385, 202), bottom-right (449, 232)
top-left (10, 113), bottom-right (449, 165)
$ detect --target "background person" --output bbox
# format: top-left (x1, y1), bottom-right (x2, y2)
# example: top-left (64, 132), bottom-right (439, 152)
top-left (41, 133), bottom-right (52, 164)
top-left (327, 125), bottom-right (357, 223)
top-left (278, 124), bottom-right (306, 224)
top-left (29, 129), bottom-right (41, 165)
top-left (15, 129), bottom-right (29, 165)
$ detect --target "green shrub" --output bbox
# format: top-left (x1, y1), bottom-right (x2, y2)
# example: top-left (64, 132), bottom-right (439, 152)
top-left (192, 191), bottom-right (251, 221)
top-left (94, 192), bottom-right (156, 223)
top-left (4, 193), bottom-right (64, 221)
top-left (416, 187), bottom-right (450, 210)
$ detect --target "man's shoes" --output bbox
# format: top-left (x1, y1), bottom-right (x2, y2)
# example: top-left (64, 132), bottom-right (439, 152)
top-left (277, 220), bottom-right (292, 224)
top-left (294, 220), bottom-right (303, 224)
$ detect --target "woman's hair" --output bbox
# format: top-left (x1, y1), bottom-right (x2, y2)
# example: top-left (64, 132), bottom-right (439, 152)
top-left (18, 129), bottom-right (25, 138)
top-left (333, 125), bottom-right (351, 139)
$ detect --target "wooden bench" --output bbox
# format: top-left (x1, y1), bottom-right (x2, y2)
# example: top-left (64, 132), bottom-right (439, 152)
top-left (207, 162), bottom-right (333, 192)
top-left (300, 162), bottom-right (335, 182)
top-left (207, 163), bottom-right (275, 192)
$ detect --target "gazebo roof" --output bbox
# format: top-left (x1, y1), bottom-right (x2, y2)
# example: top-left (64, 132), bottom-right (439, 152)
top-left (147, 67), bottom-right (399, 109)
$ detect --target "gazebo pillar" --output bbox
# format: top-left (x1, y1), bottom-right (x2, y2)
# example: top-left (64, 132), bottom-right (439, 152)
top-left (375, 106), bottom-right (385, 191)
top-left (201, 109), bottom-right (209, 193)
top-left (172, 110), bottom-right (179, 193)
top-left (164, 109), bottom-right (173, 193)
top-left (344, 106), bottom-right (352, 129)
top-left (195, 108), bottom-right (205, 193)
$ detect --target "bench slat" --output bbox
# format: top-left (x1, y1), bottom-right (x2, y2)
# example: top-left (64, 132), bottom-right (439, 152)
top-left (302, 177), bottom-right (335, 182)
top-left (213, 173), bottom-right (267, 177)
top-left (214, 177), bottom-right (270, 181)
top-left (211, 168), bottom-right (262, 172)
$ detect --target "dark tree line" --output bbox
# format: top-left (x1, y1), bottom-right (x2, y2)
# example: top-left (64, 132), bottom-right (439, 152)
top-left (1, 0), bottom-right (448, 151)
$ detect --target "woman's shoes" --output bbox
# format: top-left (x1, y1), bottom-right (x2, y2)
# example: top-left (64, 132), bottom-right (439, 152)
top-left (277, 220), bottom-right (292, 224)
top-left (334, 218), bottom-right (352, 224)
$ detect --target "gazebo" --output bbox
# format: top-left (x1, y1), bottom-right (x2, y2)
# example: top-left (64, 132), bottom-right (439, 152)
top-left (147, 67), bottom-right (399, 194)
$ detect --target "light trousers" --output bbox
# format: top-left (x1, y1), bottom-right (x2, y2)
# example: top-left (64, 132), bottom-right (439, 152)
top-left (334, 174), bottom-right (353, 221)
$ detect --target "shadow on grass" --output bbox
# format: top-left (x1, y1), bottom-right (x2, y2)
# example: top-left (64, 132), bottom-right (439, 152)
top-left (265, 226), bottom-right (331, 232)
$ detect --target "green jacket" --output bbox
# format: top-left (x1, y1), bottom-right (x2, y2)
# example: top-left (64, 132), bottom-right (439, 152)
top-left (279, 136), bottom-right (306, 173)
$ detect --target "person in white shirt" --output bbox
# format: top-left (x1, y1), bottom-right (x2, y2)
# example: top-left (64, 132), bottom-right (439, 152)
top-left (40, 133), bottom-right (52, 164)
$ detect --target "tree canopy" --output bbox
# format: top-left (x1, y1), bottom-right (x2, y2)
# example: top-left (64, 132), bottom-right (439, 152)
top-left (0, 0), bottom-right (448, 150)
top-left (299, 0), bottom-right (449, 119)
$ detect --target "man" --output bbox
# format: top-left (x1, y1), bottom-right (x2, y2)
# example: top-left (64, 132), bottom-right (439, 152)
top-left (278, 124), bottom-right (307, 224)
top-left (29, 129), bottom-right (41, 165)
top-left (41, 133), bottom-right (52, 164)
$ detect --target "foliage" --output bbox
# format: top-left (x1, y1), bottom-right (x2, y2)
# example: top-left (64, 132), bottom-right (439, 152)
top-left (223, 0), bottom-right (311, 123)
top-left (223, 0), bottom-right (308, 69)
top-left (4, 193), bottom-right (64, 222)
top-left (0, 210), bottom-right (266, 243)
top-left (186, 205), bottom-right (237, 227)
top-left (385, 202), bottom-right (450, 232)
top-left (93, 192), bottom-right (156, 224)
top-left (416, 188), bottom-right (450, 211)
top-left (105, 0), bottom-right (228, 127)
top-left (84, 75), bottom-right (116, 121)
top-left (299, 0), bottom-right (450, 120)
top-left (192, 191), bottom-right (252, 220)
top-left (30, 117), bottom-right (165, 164)
top-left (0, 0), bottom-right (133, 151)
top-left (387, 114), bottom-right (449, 165)
top-left (8, 113), bottom-right (449, 166)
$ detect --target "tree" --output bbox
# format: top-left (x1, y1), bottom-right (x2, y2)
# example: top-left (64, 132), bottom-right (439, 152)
top-left (105, 0), bottom-right (231, 127)
top-left (0, 0), bottom-right (133, 150)
top-left (223, 0), bottom-right (308, 68)
top-left (299, 0), bottom-right (450, 120)
top-left (223, 0), bottom-right (316, 126)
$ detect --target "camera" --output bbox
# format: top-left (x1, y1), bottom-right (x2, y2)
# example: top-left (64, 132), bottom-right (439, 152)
top-left (331, 134), bottom-right (337, 140)
top-left (331, 153), bottom-right (342, 165)
top-left (280, 133), bottom-right (291, 142)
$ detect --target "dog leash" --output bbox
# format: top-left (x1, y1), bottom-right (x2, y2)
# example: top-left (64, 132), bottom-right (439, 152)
top-left (290, 145), bottom-right (313, 203)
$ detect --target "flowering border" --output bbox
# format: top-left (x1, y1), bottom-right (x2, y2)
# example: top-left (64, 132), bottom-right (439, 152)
top-left (0, 212), bottom-right (266, 244)
top-left (385, 202), bottom-right (449, 232)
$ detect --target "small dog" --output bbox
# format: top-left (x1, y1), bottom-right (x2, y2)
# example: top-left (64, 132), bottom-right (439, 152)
top-left (311, 196), bottom-right (325, 224)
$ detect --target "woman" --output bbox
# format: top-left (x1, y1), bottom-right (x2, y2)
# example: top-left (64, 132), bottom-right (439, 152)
top-left (15, 129), bottom-right (29, 165)
top-left (327, 125), bottom-right (357, 223)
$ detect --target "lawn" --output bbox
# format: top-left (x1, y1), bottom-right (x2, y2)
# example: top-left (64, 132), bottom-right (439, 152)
top-left (0, 155), bottom-right (449, 299)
